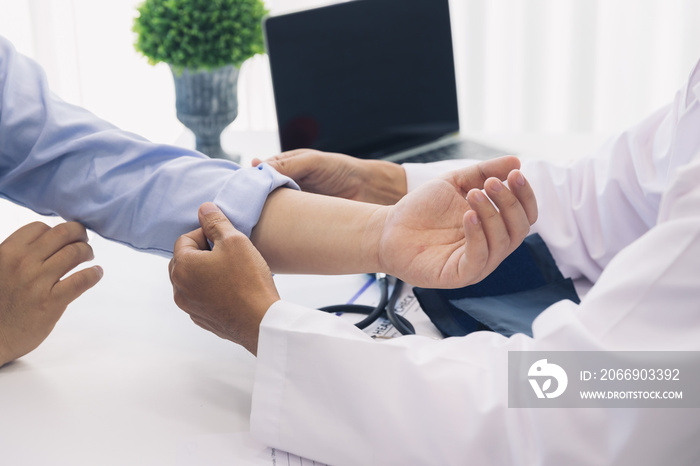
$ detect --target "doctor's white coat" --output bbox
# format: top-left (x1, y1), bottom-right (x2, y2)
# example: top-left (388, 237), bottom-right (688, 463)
top-left (248, 60), bottom-right (700, 465)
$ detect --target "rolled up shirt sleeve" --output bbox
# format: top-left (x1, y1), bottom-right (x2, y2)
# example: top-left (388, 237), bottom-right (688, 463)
top-left (0, 35), bottom-right (297, 256)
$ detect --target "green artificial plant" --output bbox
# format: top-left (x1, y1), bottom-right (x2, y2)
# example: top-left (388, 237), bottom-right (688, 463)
top-left (133, 0), bottom-right (268, 72)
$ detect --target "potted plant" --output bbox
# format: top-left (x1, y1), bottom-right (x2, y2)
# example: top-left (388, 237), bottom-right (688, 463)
top-left (133, 0), bottom-right (268, 160)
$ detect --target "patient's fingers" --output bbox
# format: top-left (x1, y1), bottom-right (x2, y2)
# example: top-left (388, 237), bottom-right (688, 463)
top-left (466, 188), bottom-right (510, 263)
top-left (460, 210), bottom-right (489, 281)
top-left (483, 176), bottom-right (531, 249)
top-left (447, 156), bottom-right (521, 196)
top-left (507, 169), bottom-right (538, 225)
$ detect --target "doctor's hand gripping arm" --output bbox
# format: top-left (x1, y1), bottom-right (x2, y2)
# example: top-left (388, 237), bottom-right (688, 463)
top-left (169, 204), bottom-right (279, 355)
top-left (0, 222), bottom-right (103, 367)
top-left (169, 167), bottom-right (537, 354)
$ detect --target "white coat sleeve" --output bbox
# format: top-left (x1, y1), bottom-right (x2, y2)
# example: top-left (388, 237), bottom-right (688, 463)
top-left (249, 62), bottom-right (700, 465)
top-left (0, 36), bottom-right (297, 255)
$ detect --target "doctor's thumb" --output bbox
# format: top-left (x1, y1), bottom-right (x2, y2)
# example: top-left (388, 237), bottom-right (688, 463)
top-left (198, 202), bottom-right (238, 245)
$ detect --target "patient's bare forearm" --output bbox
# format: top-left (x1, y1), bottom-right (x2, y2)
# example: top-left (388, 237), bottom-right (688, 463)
top-left (250, 188), bottom-right (387, 275)
top-left (249, 157), bottom-right (537, 288)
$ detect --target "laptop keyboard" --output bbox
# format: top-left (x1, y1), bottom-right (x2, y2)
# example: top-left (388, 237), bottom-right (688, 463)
top-left (400, 139), bottom-right (509, 164)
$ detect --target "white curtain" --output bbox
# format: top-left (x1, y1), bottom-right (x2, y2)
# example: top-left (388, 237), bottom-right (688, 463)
top-left (451, 0), bottom-right (700, 133)
top-left (0, 0), bottom-right (184, 143)
top-left (1, 0), bottom-right (699, 148)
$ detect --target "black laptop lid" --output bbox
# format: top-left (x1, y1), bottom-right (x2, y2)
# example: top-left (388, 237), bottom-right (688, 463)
top-left (264, 0), bottom-right (459, 159)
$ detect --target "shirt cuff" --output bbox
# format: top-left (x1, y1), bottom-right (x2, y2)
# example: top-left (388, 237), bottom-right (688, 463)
top-left (213, 163), bottom-right (299, 238)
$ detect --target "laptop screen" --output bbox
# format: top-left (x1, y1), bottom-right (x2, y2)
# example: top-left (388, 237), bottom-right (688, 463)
top-left (264, 0), bottom-right (459, 159)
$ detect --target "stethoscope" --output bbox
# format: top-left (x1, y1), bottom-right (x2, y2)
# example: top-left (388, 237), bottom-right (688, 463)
top-left (318, 273), bottom-right (416, 335)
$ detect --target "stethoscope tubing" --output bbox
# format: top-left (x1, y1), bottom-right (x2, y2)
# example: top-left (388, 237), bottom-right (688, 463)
top-left (319, 274), bottom-right (415, 335)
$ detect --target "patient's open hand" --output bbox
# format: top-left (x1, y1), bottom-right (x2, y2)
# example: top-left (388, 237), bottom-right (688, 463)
top-left (375, 156), bottom-right (538, 288)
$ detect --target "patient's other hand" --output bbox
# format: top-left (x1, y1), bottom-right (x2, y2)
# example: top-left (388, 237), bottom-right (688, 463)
top-left (253, 149), bottom-right (407, 205)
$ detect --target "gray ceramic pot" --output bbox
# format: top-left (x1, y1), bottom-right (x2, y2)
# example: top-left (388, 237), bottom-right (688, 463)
top-left (171, 65), bottom-right (240, 161)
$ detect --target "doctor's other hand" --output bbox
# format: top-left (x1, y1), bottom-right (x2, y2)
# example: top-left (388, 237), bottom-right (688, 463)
top-left (253, 149), bottom-right (407, 205)
top-left (169, 203), bottom-right (280, 355)
top-left (0, 222), bottom-right (103, 368)
top-left (377, 158), bottom-right (538, 288)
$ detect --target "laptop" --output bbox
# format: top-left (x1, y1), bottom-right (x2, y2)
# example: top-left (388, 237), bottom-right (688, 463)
top-left (263, 0), bottom-right (507, 164)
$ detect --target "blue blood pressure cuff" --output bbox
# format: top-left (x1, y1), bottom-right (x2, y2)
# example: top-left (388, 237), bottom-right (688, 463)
top-left (413, 233), bottom-right (579, 338)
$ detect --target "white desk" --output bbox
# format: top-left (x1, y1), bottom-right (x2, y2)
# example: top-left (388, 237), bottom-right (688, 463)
top-left (0, 130), bottom-right (609, 465)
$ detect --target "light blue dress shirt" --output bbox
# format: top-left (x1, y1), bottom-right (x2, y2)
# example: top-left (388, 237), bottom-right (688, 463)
top-left (0, 36), bottom-right (297, 256)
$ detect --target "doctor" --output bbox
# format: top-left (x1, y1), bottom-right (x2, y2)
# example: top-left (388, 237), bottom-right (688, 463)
top-left (0, 35), bottom-right (536, 367)
top-left (169, 60), bottom-right (700, 462)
